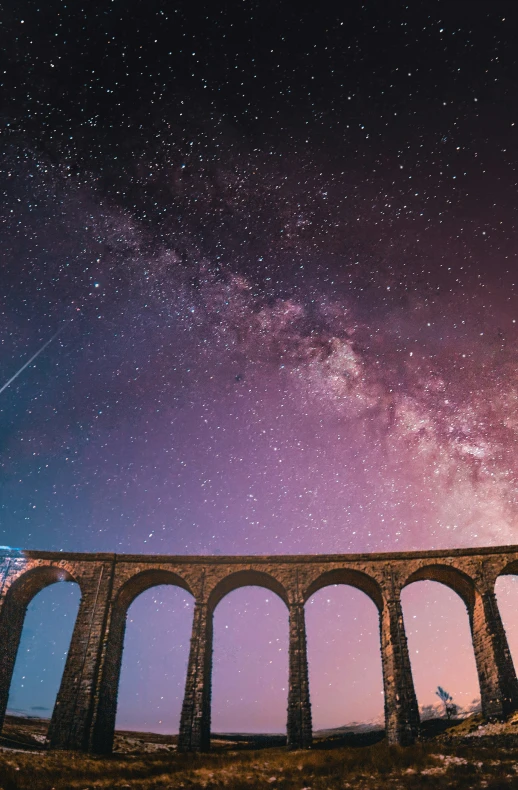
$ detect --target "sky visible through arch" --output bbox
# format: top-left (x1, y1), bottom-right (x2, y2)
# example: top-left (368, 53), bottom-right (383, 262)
top-left (2, 0), bottom-right (518, 731)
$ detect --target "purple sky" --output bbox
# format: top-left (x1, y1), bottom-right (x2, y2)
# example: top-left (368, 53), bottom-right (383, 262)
top-left (2, 0), bottom-right (518, 733)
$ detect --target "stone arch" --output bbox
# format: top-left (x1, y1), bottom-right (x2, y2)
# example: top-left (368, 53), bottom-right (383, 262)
top-left (402, 563), bottom-right (476, 610)
top-left (91, 568), bottom-right (194, 754)
top-left (5, 563), bottom-right (81, 606)
top-left (0, 564), bottom-right (82, 734)
top-left (303, 568), bottom-right (383, 611)
top-left (494, 561), bottom-right (518, 689)
top-left (211, 581), bottom-right (290, 738)
top-left (496, 559), bottom-right (518, 579)
top-left (401, 564), bottom-right (481, 721)
top-left (207, 570), bottom-right (289, 612)
top-left (113, 568), bottom-right (193, 614)
top-left (304, 571), bottom-right (384, 733)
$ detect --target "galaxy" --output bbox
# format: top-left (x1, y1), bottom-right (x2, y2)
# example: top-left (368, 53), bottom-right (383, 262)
top-left (1, 0), bottom-right (518, 735)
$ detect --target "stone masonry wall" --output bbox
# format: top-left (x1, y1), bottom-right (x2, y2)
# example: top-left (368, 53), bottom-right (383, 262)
top-left (0, 545), bottom-right (518, 753)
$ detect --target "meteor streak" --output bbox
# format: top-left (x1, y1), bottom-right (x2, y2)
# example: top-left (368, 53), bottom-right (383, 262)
top-left (0, 323), bottom-right (68, 395)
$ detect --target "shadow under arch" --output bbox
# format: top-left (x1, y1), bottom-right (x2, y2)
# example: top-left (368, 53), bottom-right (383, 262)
top-left (402, 564), bottom-right (476, 610)
top-left (207, 570), bottom-right (289, 612)
top-left (0, 564), bottom-right (81, 733)
top-left (92, 568), bottom-right (194, 754)
top-left (303, 568), bottom-right (383, 611)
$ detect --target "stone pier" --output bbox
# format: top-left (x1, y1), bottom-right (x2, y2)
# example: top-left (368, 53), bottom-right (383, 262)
top-left (0, 545), bottom-right (518, 753)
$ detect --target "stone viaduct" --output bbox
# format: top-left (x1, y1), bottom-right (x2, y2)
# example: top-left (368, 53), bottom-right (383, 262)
top-left (1, 545), bottom-right (518, 753)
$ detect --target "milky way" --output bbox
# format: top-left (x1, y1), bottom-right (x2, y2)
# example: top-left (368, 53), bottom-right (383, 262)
top-left (2, 0), bottom-right (518, 732)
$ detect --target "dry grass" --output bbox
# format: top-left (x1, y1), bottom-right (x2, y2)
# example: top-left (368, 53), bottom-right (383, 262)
top-left (2, 739), bottom-right (518, 790)
top-left (2, 716), bottom-right (518, 790)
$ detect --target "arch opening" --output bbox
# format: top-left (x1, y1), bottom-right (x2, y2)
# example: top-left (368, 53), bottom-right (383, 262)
top-left (92, 570), bottom-right (195, 753)
top-left (304, 568), bottom-right (383, 611)
top-left (495, 573), bottom-right (518, 676)
top-left (402, 564), bottom-right (475, 610)
top-left (208, 570), bottom-right (289, 613)
top-left (211, 585), bottom-right (288, 738)
top-left (114, 569), bottom-right (193, 614)
top-left (401, 580), bottom-right (480, 723)
top-left (5, 564), bottom-right (79, 606)
top-left (115, 584), bottom-right (194, 735)
top-left (305, 584), bottom-right (384, 732)
top-left (4, 578), bottom-right (80, 739)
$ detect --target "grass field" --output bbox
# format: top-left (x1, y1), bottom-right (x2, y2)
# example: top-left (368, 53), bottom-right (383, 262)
top-left (1, 715), bottom-right (518, 789)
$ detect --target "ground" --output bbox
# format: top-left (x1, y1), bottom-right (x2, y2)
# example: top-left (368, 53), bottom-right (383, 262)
top-left (1, 715), bottom-right (518, 789)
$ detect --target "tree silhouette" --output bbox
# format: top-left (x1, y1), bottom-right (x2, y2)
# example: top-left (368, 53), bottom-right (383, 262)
top-left (436, 686), bottom-right (457, 719)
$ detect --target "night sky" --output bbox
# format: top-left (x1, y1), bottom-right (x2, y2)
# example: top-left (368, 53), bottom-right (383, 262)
top-left (2, 0), bottom-right (518, 734)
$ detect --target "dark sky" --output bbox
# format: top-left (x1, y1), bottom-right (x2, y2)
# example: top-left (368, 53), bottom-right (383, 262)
top-left (2, 0), bottom-right (518, 733)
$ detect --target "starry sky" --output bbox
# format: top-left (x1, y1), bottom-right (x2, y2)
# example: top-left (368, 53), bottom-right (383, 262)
top-left (2, 0), bottom-right (518, 734)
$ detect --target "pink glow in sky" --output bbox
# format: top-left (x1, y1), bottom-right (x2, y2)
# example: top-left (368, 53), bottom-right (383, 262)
top-left (3, 1), bottom-right (518, 735)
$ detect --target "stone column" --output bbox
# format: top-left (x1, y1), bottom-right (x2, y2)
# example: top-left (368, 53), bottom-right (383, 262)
top-left (380, 594), bottom-right (420, 745)
top-left (287, 602), bottom-right (312, 749)
top-left (178, 601), bottom-right (213, 752)
top-left (470, 589), bottom-right (518, 719)
top-left (87, 598), bottom-right (128, 754)
top-left (47, 561), bottom-right (115, 751)
top-left (0, 571), bottom-right (27, 733)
